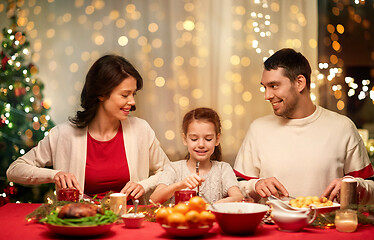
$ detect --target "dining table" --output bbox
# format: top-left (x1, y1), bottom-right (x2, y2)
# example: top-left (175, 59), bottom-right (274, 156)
top-left (0, 203), bottom-right (373, 240)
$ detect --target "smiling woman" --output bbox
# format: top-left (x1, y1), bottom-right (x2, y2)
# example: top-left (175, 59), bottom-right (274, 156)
top-left (6, 54), bottom-right (170, 203)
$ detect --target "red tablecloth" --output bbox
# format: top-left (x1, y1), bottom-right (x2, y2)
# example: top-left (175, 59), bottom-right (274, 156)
top-left (0, 203), bottom-right (373, 240)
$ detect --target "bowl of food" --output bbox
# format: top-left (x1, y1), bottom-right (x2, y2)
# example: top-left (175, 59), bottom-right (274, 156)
top-left (211, 202), bottom-right (269, 235)
top-left (122, 213), bottom-right (145, 228)
top-left (288, 196), bottom-right (340, 214)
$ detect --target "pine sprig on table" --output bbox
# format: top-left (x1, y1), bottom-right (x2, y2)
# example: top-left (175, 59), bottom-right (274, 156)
top-left (126, 205), bottom-right (161, 222)
top-left (25, 201), bottom-right (73, 222)
top-left (357, 205), bottom-right (374, 225)
top-left (312, 205), bottom-right (374, 228)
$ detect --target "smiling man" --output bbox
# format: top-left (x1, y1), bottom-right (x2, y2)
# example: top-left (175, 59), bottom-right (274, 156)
top-left (234, 48), bottom-right (374, 204)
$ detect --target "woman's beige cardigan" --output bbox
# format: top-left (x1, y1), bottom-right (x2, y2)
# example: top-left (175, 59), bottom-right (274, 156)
top-left (6, 116), bottom-right (170, 198)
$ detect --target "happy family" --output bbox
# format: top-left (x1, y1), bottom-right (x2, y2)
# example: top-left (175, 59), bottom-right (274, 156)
top-left (6, 48), bottom-right (374, 205)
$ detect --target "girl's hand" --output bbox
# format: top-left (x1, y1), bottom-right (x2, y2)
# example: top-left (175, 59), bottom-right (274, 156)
top-left (54, 171), bottom-right (83, 194)
top-left (182, 174), bottom-right (205, 189)
top-left (120, 181), bottom-right (145, 200)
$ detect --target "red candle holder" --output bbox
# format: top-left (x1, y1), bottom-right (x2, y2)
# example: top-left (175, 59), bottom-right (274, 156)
top-left (174, 190), bottom-right (196, 204)
top-left (57, 188), bottom-right (79, 202)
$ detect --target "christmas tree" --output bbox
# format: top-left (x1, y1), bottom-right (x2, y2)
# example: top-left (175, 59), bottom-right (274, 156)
top-left (0, 0), bottom-right (54, 199)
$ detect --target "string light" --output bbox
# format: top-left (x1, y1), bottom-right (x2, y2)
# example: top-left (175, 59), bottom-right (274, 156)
top-left (0, 0), bottom-right (322, 159)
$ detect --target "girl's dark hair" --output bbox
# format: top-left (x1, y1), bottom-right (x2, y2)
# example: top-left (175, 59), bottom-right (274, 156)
top-left (182, 107), bottom-right (222, 161)
top-left (264, 48), bottom-right (312, 90)
top-left (69, 55), bottom-right (143, 128)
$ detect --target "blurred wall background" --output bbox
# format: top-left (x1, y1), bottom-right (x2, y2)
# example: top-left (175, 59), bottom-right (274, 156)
top-left (0, 0), bottom-right (319, 166)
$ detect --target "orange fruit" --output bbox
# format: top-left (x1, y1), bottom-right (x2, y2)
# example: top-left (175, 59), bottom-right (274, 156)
top-left (185, 210), bottom-right (201, 228)
top-left (167, 212), bottom-right (186, 228)
top-left (173, 203), bottom-right (189, 215)
top-left (188, 196), bottom-right (206, 212)
top-left (200, 210), bottom-right (216, 226)
top-left (155, 207), bottom-right (173, 224)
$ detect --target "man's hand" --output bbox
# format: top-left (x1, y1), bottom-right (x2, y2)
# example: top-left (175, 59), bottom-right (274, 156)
top-left (321, 178), bottom-right (343, 201)
top-left (120, 181), bottom-right (145, 200)
top-left (254, 177), bottom-right (289, 198)
top-left (54, 171), bottom-right (83, 194)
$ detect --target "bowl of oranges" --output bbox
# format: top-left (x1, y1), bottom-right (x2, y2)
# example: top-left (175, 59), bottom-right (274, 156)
top-left (155, 196), bottom-right (215, 237)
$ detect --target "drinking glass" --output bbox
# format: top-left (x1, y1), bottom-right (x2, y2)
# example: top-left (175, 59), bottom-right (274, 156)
top-left (57, 188), bottom-right (79, 202)
top-left (174, 190), bottom-right (196, 204)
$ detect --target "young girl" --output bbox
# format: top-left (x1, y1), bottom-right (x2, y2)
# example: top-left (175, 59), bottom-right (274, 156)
top-left (150, 107), bottom-right (244, 204)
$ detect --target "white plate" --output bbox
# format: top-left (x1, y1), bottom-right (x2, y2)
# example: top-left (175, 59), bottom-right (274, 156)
top-left (284, 201), bottom-right (340, 213)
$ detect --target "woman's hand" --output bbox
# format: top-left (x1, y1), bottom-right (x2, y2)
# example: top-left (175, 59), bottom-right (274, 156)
top-left (181, 174), bottom-right (205, 189)
top-left (120, 181), bottom-right (145, 200)
top-left (54, 171), bottom-right (83, 194)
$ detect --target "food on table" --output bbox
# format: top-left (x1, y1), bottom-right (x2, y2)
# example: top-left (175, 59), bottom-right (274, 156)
top-left (155, 196), bottom-right (215, 228)
top-left (155, 207), bottom-right (174, 224)
top-left (58, 203), bottom-right (104, 218)
top-left (289, 196), bottom-right (333, 208)
top-left (185, 210), bottom-right (200, 228)
top-left (199, 210), bottom-right (216, 226)
top-left (188, 196), bottom-right (207, 212)
top-left (167, 212), bottom-right (186, 227)
top-left (173, 202), bottom-right (190, 215)
top-left (40, 202), bottom-right (117, 226)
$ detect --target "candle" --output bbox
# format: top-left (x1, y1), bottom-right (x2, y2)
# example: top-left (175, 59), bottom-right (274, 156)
top-left (335, 209), bottom-right (358, 233)
top-left (340, 178), bottom-right (357, 209)
top-left (110, 193), bottom-right (127, 215)
top-left (335, 220), bottom-right (358, 232)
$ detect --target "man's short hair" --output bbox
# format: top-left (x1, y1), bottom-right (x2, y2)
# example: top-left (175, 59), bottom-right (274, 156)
top-left (264, 48), bottom-right (312, 90)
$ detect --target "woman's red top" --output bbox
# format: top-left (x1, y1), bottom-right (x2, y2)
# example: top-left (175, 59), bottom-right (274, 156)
top-left (84, 124), bottom-right (130, 198)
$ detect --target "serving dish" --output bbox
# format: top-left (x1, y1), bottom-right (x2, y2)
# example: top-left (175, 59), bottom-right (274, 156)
top-left (283, 201), bottom-right (340, 214)
top-left (268, 200), bottom-right (317, 232)
top-left (161, 224), bottom-right (213, 237)
top-left (311, 202), bottom-right (340, 213)
top-left (211, 202), bottom-right (269, 235)
top-left (45, 223), bottom-right (114, 236)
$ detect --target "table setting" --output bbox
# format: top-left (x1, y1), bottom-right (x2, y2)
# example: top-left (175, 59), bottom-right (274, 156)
top-left (1, 187), bottom-right (374, 239)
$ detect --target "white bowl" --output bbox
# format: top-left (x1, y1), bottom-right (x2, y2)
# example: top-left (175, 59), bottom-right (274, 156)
top-left (211, 202), bottom-right (269, 235)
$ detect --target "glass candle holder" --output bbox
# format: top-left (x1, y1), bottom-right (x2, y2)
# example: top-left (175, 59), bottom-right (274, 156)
top-left (335, 209), bottom-right (358, 233)
top-left (174, 190), bottom-right (196, 204)
top-left (57, 188), bottom-right (79, 202)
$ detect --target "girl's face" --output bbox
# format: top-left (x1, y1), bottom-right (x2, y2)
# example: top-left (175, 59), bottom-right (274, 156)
top-left (183, 120), bottom-right (220, 162)
top-left (98, 76), bottom-right (137, 122)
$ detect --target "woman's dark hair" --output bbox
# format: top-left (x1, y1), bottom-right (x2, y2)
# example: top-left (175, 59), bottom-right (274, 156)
top-left (69, 55), bottom-right (143, 128)
top-left (182, 107), bottom-right (222, 161)
top-left (264, 48), bottom-right (312, 90)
